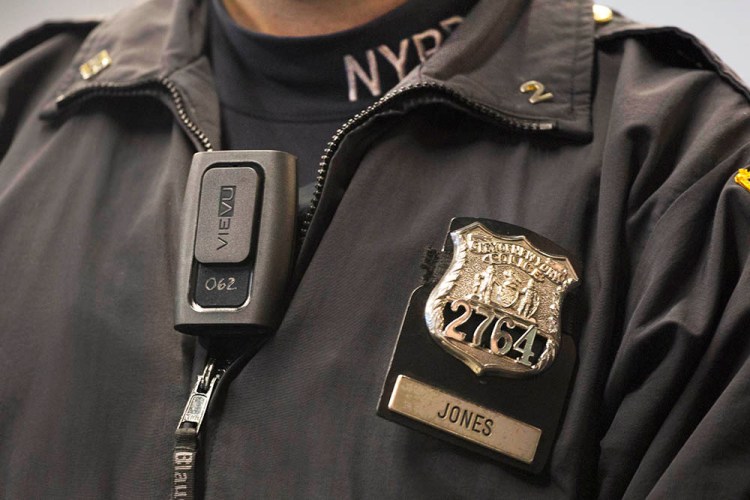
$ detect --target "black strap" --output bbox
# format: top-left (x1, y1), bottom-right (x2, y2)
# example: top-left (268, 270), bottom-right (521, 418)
top-left (170, 337), bottom-right (264, 500)
top-left (420, 246), bottom-right (452, 285)
top-left (173, 426), bottom-right (199, 500)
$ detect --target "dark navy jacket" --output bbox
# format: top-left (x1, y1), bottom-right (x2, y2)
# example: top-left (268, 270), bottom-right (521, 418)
top-left (1, 0), bottom-right (749, 497)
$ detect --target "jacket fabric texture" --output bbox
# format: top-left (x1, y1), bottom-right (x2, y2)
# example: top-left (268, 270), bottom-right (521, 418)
top-left (1, 0), bottom-right (749, 498)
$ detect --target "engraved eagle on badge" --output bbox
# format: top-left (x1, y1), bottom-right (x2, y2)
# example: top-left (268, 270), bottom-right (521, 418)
top-left (425, 222), bottom-right (578, 378)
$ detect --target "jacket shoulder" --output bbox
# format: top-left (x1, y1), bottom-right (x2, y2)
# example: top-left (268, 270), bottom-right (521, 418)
top-left (0, 19), bottom-right (100, 67)
top-left (595, 13), bottom-right (750, 105)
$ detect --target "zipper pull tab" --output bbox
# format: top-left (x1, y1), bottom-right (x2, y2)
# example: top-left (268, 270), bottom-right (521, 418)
top-left (173, 358), bottom-right (226, 500)
top-left (177, 359), bottom-right (223, 434)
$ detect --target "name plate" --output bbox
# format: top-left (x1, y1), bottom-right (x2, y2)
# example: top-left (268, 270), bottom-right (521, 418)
top-left (377, 218), bottom-right (579, 473)
top-left (388, 375), bottom-right (541, 464)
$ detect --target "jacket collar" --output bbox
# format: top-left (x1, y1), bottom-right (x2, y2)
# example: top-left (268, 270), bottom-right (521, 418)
top-left (413, 0), bottom-right (595, 138)
top-left (41, 0), bottom-right (222, 148)
top-left (43, 0), bottom-right (595, 141)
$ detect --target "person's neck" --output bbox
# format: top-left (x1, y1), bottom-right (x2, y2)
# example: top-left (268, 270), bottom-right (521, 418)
top-left (222, 0), bottom-right (410, 37)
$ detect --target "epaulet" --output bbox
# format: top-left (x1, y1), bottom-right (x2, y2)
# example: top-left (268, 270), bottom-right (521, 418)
top-left (0, 19), bottom-right (100, 67)
top-left (595, 13), bottom-right (750, 104)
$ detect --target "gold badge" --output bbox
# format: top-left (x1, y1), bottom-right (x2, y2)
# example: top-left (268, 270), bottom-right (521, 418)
top-left (425, 222), bottom-right (579, 377)
top-left (79, 50), bottom-right (112, 80)
top-left (735, 168), bottom-right (750, 193)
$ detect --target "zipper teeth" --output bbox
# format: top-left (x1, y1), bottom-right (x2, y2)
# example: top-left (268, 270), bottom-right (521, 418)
top-left (160, 78), bottom-right (214, 152)
top-left (54, 78), bottom-right (214, 152)
top-left (299, 81), bottom-right (556, 240)
top-left (57, 80), bottom-right (555, 244)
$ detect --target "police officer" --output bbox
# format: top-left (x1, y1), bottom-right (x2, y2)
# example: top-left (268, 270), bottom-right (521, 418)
top-left (1, 0), bottom-right (749, 498)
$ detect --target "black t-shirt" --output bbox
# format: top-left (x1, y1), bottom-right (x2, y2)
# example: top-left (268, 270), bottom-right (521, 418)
top-left (208, 0), bottom-right (477, 205)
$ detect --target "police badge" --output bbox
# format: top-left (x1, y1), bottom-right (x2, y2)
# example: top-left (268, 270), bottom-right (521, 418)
top-left (378, 218), bottom-right (580, 473)
top-left (426, 221), bottom-right (578, 377)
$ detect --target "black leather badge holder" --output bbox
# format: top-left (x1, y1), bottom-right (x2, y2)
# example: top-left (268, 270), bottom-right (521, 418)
top-left (377, 218), bottom-right (580, 474)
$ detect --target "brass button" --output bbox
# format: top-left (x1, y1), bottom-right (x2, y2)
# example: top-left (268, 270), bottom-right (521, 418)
top-left (592, 4), bottom-right (614, 24)
top-left (79, 50), bottom-right (112, 80)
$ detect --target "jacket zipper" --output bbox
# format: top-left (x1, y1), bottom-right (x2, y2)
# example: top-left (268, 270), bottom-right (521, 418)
top-left (176, 358), bottom-right (226, 434)
top-left (54, 77), bottom-right (214, 152)
top-left (173, 357), bottom-right (227, 499)
top-left (299, 81), bottom-right (556, 239)
top-left (55, 79), bottom-right (555, 241)
top-left (161, 78), bottom-right (214, 152)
